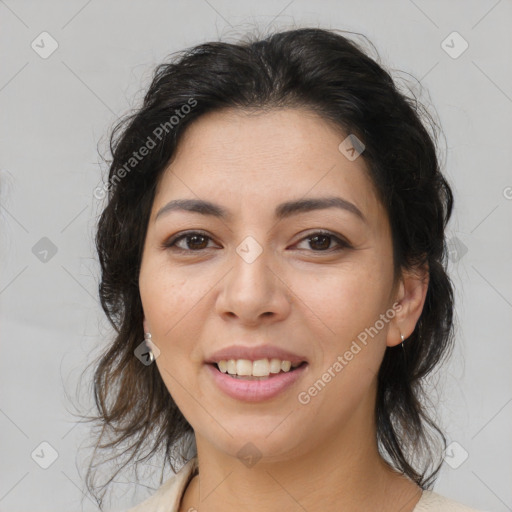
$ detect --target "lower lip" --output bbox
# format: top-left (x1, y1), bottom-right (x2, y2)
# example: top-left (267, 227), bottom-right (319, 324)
top-left (205, 363), bottom-right (308, 402)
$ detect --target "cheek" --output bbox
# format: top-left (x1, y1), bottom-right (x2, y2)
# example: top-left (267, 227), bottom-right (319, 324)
top-left (292, 265), bottom-right (387, 333)
top-left (139, 265), bottom-right (205, 405)
top-left (139, 261), bottom-right (216, 373)
top-left (140, 260), bottom-right (202, 329)
top-left (288, 256), bottom-right (393, 372)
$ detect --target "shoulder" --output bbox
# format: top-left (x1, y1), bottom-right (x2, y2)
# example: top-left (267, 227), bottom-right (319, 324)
top-left (124, 457), bottom-right (198, 512)
top-left (414, 490), bottom-right (490, 512)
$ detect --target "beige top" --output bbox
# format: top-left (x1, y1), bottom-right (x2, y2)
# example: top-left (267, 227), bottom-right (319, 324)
top-left (125, 457), bottom-right (487, 512)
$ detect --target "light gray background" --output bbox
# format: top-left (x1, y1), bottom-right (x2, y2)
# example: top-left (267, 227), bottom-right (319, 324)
top-left (1, 1), bottom-right (511, 511)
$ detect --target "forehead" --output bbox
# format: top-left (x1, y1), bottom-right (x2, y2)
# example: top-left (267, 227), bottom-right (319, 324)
top-left (153, 108), bottom-right (382, 225)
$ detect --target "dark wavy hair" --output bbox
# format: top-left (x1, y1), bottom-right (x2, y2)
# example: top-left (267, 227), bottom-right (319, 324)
top-left (78, 27), bottom-right (455, 509)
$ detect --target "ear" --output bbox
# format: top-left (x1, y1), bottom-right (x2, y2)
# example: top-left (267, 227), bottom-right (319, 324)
top-left (386, 262), bottom-right (429, 347)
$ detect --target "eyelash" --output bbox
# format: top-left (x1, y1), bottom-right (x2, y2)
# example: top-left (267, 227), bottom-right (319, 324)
top-left (161, 230), bottom-right (351, 254)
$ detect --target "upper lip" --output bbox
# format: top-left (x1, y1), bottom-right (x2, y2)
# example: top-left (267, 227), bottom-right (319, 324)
top-left (205, 345), bottom-right (308, 365)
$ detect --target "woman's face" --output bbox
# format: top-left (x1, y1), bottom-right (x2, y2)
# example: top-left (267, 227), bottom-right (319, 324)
top-left (139, 108), bottom-right (404, 461)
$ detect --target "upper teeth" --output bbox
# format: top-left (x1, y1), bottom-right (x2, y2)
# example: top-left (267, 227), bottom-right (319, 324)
top-left (217, 359), bottom-right (301, 377)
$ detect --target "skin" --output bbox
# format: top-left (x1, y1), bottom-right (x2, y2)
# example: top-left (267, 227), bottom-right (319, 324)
top-left (139, 108), bottom-right (429, 512)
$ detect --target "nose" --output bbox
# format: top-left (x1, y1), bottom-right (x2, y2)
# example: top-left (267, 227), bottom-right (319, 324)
top-left (214, 243), bottom-right (292, 326)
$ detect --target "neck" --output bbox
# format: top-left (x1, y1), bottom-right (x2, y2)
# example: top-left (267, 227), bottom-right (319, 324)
top-left (179, 403), bottom-right (423, 512)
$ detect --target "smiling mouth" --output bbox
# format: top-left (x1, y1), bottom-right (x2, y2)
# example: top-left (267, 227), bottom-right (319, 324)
top-left (210, 361), bottom-right (308, 380)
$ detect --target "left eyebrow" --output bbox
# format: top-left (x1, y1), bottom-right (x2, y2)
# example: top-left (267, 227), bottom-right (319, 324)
top-left (155, 196), bottom-right (367, 224)
top-left (275, 196), bottom-right (366, 224)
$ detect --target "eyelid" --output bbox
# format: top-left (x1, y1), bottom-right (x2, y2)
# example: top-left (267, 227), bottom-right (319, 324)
top-left (160, 230), bottom-right (215, 251)
top-left (161, 229), bottom-right (351, 252)
top-left (292, 229), bottom-right (351, 250)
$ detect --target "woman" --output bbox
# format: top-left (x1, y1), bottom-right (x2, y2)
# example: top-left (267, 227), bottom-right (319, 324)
top-left (88, 28), bottom-right (487, 512)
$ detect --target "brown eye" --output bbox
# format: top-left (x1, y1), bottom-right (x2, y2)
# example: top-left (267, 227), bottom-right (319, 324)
top-left (295, 231), bottom-right (351, 252)
top-left (309, 234), bottom-right (332, 250)
top-left (162, 231), bottom-right (215, 252)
